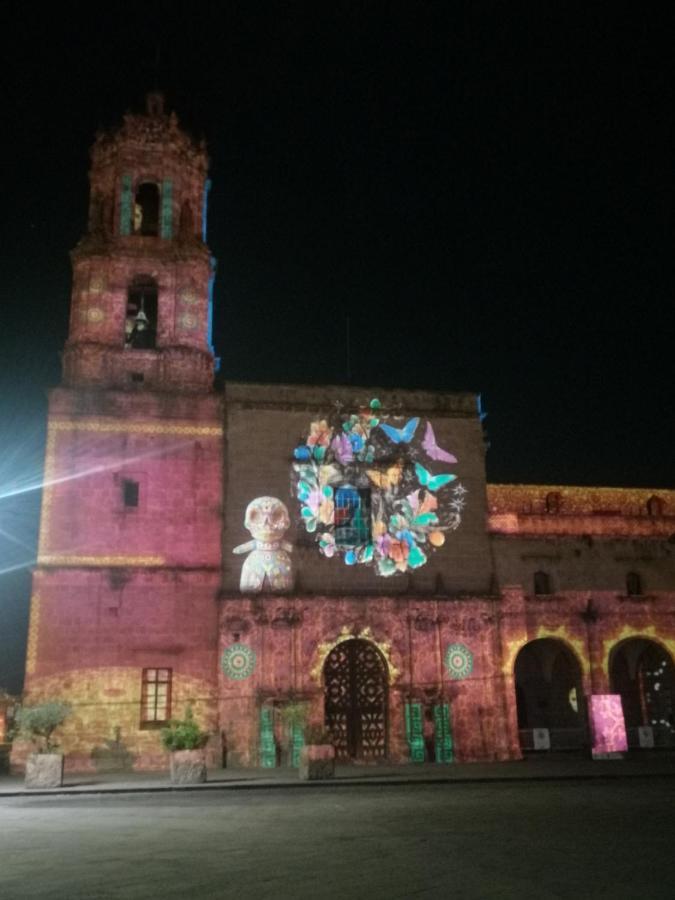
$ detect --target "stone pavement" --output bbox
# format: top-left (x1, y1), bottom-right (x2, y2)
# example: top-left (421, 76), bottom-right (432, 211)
top-left (1, 752), bottom-right (674, 796)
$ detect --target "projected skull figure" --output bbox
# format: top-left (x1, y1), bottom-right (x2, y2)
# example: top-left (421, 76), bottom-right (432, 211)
top-left (232, 497), bottom-right (294, 593)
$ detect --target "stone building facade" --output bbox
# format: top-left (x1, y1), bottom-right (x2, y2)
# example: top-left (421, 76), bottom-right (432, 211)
top-left (14, 98), bottom-right (675, 771)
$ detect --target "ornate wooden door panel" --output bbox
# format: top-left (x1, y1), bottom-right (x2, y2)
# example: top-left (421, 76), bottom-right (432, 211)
top-left (324, 639), bottom-right (388, 760)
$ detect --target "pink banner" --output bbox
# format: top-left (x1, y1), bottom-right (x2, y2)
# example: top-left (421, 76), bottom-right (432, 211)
top-left (590, 694), bottom-right (627, 755)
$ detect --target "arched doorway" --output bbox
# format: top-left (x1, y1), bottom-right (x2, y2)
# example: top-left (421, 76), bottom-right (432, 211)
top-left (514, 638), bottom-right (585, 750)
top-left (323, 639), bottom-right (388, 761)
top-left (610, 638), bottom-right (675, 747)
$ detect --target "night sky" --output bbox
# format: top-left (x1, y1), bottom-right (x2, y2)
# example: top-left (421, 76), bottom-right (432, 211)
top-left (1, 5), bottom-right (673, 691)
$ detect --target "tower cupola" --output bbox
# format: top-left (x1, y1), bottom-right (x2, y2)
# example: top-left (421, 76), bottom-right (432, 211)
top-left (63, 93), bottom-right (215, 392)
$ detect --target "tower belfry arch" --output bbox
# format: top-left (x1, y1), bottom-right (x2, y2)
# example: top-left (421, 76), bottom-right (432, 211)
top-left (64, 92), bottom-right (215, 392)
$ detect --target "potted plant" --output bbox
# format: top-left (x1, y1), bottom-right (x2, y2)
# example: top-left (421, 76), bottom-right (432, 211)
top-left (14, 701), bottom-right (71, 788)
top-left (299, 723), bottom-right (336, 781)
top-left (161, 707), bottom-right (210, 784)
top-left (279, 699), bottom-right (310, 767)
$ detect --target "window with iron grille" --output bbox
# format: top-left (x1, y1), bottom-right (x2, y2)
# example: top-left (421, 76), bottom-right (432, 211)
top-left (141, 668), bottom-right (172, 725)
top-left (334, 485), bottom-right (371, 546)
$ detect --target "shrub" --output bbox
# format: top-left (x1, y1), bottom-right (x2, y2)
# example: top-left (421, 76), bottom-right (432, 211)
top-left (160, 707), bottom-right (209, 752)
top-left (14, 702), bottom-right (71, 753)
top-left (279, 700), bottom-right (309, 730)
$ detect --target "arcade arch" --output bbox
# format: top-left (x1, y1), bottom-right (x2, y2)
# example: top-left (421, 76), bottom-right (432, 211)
top-left (609, 638), bottom-right (675, 747)
top-left (514, 638), bottom-right (585, 750)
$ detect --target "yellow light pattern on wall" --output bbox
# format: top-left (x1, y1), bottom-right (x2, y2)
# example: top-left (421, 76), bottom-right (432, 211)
top-left (38, 417), bottom-right (222, 561)
top-left (502, 632), bottom-right (529, 676)
top-left (602, 626), bottom-right (675, 675)
top-left (501, 626), bottom-right (589, 675)
top-left (311, 626), bottom-right (400, 685)
top-left (487, 483), bottom-right (675, 516)
top-left (25, 594), bottom-right (41, 676)
top-left (39, 555), bottom-right (165, 567)
top-left (535, 625), bottom-right (590, 674)
top-left (21, 668), bottom-right (218, 762)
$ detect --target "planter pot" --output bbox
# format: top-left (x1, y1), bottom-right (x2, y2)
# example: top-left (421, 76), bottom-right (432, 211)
top-left (299, 744), bottom-right (335, 781)
top-left (25, 753), bottom-right (64, 789)
top-left (169, 749), bottom-right (207, 785)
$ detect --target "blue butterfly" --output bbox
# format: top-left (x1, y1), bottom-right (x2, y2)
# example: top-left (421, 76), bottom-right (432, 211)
top-left (415, 462), bottom-right (456, 492)
top-left (379, 417), bottom-right (419, 444)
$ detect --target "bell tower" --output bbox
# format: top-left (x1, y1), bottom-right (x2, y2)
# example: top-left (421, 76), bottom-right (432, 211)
top-left (63, 92), bottom-right (215, 392)
top-left (18, 97), bottom-right (224, 772)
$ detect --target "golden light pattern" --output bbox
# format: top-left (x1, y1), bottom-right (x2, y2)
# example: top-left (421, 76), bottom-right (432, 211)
top-left (25, 594), bottom-right (41, 676)
top-left (487, 483), bottom-right (674, 516)
top-left (501, 626), bottom-right (589, 675)
top-left (21, 668), bottom-right (218, 762)
top-left (535, 625), bottom-right (589, 674)
top-left (38, 417), bottom-right (222, 560)
top-left (601, 625), bottom-right (675, 676)
top-left (39, 555), bottom-right (165, 567)
top-left (501, 632), bottom-right (529, 677)
top-left (310, 625), bottom-right (400, 685)
top-left (48, 420), bottom-right (222, 437)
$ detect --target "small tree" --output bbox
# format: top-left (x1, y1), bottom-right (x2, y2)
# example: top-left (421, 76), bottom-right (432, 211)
top-left (160, 707), bottom-right (209, 752)
top-left (15, 702), bottom-right (71, 753)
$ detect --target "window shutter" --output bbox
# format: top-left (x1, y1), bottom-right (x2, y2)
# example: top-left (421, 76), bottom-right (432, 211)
top-left (119, 175), bottom-right (132, 235)
top-left (433, 702), bottom-right (454, 763)
top-left (404, 701), bottom-right (425, 762)
top-left (161, 179), bottom-right (173, 238)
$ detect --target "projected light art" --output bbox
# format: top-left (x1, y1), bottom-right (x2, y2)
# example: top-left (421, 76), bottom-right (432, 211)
top-left (292, 400), bottom-right (467, 576)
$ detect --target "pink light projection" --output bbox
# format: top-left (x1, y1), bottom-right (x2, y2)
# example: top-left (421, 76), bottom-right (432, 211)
top-left (590, 694), bottom-right (628, 755)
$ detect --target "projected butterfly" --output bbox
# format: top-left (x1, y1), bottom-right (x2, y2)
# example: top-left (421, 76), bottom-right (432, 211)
top-left (378, 417), bottom-right (419, 444)
top-left (415, 462), bottom-right (456, 492)
top-left (422, 422), bottom-right (457, 464)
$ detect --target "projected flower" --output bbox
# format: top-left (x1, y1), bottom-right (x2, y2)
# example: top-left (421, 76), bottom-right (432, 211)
top-left (292, 400), bottom-right (467, 576)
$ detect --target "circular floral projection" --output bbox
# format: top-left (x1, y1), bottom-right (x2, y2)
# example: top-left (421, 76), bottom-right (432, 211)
top-left (292, 399), bottom-right (467, 576)
top-left (445, 644), bottom-right (474, 680)
top-left (221, 643), bottom-right (256, 680)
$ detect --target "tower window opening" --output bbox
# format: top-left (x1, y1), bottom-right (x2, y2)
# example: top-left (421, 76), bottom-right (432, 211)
top-left (534, 571), bottom-right (552, 596)
top-left (646, 496), bottom-right (665, 517)
top-left (545, 492), bottom-right (561, 514)
top-left (125, 278), bottom-right (158, 349)
top-left (122, 479), bottom-right (139, 508)
top-left (626, 572), bottom-right (642, 596)
top-left (134, 182), bottom-right (160, 235)
top-left (334, 485), bottom-right (371, 547)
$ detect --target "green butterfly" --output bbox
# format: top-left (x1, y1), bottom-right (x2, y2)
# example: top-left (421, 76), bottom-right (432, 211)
top-left (415, 462), bottom-right (456, 492)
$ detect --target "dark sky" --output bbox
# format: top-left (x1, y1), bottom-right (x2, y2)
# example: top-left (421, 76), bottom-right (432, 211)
top-left (1, 4), bottom-right (674, 691)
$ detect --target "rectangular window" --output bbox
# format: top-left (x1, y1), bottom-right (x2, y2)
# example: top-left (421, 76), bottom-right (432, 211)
top-left (122, 479), bottom-right (139, 508)
top-left (141, 668), bottom-right (172, 725)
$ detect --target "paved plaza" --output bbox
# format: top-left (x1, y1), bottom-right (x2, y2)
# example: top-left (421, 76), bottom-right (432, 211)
top-left (1, 776), bottom-right (675, 898)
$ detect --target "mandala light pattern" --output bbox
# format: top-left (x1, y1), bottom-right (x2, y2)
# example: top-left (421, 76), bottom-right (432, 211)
top-left (445, 643), bottom-right (474, 680)
top-left (292, 400), bottom-right (467, 576)
top-left (221, 644), bottom-right (256, 681)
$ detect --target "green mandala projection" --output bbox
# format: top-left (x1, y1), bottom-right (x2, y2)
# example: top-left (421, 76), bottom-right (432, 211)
top-left (221, 643), bottom-right (256, 680)
top-left (445, 643), bottom-right (474, 680)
